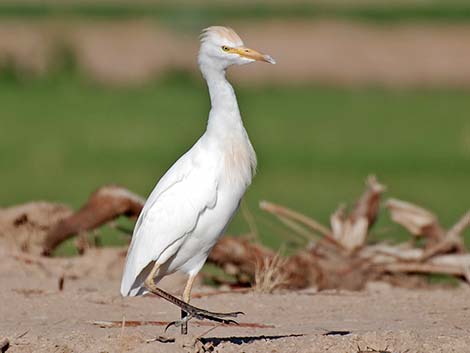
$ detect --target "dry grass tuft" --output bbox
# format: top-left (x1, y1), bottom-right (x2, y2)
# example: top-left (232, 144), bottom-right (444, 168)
top-left (253, 251), bottom-right (288, 294)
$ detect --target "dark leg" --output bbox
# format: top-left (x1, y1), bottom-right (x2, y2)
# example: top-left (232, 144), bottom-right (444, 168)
top-left (181, 310), bottom-right (188, 334)
top-left (144, 263), bottom-right (243, 334)
top-left (181, 274), bottom-right (195, 335)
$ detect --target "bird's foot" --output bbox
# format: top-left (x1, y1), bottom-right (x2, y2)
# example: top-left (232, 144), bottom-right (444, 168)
top-left (143, 281), bottom-right (243, 333)
top-left (165, 306), bottom-right (244, 332)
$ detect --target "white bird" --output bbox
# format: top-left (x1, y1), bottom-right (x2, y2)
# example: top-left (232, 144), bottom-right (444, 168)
top-left (120, 26), bottom-right (275, 334)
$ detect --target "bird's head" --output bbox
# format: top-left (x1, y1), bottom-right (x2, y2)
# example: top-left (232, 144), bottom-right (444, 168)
top-left (198, 26), bottom-right (275, 72)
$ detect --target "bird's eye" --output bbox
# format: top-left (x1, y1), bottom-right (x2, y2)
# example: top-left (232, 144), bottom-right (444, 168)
top-left (221, 46), bottom-right (230, 52)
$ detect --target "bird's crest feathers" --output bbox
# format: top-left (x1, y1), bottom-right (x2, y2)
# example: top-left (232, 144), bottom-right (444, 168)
top-left (200, 26), bottom-right (244, 46)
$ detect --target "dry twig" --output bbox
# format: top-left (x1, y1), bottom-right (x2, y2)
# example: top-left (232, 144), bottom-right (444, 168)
top-left (260, 201), bottom-right (332, 238)
top-left (253, 251), bottom-right (288, 293)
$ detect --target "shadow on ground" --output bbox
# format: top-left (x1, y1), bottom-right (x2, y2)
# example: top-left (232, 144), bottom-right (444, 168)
top-left (200, 333), bottom-right (304, 346)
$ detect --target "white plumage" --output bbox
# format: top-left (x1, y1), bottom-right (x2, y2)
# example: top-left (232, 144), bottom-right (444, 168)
top-left (120, 26), bottom-right (275, 299)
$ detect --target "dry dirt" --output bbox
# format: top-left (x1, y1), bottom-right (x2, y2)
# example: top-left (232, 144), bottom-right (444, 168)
top-left (1, 243), bottom-right (470, 353)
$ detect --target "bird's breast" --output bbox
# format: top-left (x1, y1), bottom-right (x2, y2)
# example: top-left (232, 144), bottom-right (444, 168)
top-left (221, 135), bottom-right (257, 188)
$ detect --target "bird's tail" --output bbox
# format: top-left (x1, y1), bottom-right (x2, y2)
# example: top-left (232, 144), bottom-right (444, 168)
top-left (120, 259), bottom-right (153, 296)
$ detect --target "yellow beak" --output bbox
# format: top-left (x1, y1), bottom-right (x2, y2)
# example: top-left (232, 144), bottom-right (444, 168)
top-left (231, 47), bottom-right (276, 64)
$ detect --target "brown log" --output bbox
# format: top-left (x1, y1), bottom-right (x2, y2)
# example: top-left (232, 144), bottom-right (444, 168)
top-left (42, 185), bottom-right (144, 255)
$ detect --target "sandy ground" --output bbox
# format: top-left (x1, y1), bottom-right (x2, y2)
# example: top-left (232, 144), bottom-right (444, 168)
top-left (1, 245), bottom-right (470, 353)
top-left (1, 20), bottom-right (470, 86)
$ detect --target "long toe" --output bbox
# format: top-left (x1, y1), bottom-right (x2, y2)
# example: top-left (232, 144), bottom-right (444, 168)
top-left (189, 313), bottom-right (241, 326)
top-left (193, 310), bottom-right (243, 324)
top-left (187, 306), bottom-right (244, 319)
top-left (196, 311), bottom-right (244, 320)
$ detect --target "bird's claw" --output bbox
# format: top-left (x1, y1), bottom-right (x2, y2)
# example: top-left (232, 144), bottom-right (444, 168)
top-left (165, 313), bottom-right (193, 332)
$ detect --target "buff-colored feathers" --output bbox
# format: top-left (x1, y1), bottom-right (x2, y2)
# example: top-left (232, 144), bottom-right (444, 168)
top-left (201, 26), bottom-right (244, 46)
top-left (224, 135), bottom-right (257, 186)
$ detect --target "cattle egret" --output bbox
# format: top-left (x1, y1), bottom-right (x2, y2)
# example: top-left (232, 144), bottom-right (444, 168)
top-left (120, 26), bottom-right (275, 335)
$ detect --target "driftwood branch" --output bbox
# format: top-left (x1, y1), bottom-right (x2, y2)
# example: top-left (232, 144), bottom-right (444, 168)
top-left (330, 176), bottom-right (385, 251)
top-left (209, 235), bottom-right (376, 291)
top-left (42, 185), bottom-right (145, 255)
top-left (1, 175), bottom-right (468, 292)
top-left (259, 200), bottom-right (331, 238)
top-left (379, 256), bottom-right (470, 277)
top-left (387, 199), bottom-right (469, 260)
top-left (350, 175), bottom-right (386, 227)
top-left (210, 176), bottom-right (469, 290)
top-left (385, 198), bottom-right (445, 245)
top-left (420, 211), bottom-right (469, 260)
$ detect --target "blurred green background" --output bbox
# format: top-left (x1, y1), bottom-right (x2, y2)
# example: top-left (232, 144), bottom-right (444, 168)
top-left (1, 1), bottom-right (469, 254)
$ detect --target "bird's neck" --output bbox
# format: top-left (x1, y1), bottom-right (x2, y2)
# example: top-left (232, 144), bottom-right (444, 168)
top-left (202, 67), bottom-right (244, 134)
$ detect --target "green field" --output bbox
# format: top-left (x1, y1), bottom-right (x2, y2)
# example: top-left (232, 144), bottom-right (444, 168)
top-left (1, 72), bottom-right (469, 253)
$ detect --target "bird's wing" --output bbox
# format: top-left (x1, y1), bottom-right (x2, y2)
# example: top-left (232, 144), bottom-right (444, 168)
top-left (120, 147), bottom-right (218, 296)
